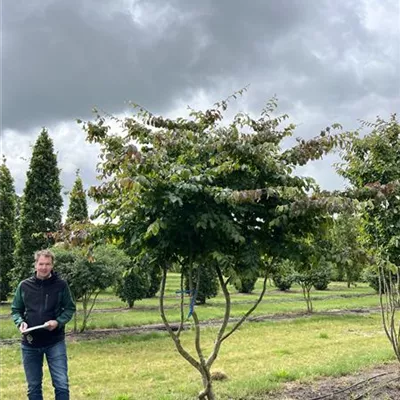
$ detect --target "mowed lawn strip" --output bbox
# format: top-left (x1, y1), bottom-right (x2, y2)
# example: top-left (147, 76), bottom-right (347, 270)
top-left (0, 280), bottom-right (379, 339)
top-left (0, 276), bottom-right (375, 316)
top-left (0, 291), bottom-right (381, 340)
top-left (0, 314), bottom-right (394, 400)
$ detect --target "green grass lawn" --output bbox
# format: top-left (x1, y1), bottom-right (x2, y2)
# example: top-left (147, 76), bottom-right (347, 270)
top-left (0, 314), bottom-right (394, 399)
top-left (0, 275), bottom-right (375, 314)
top-left (1, 277), bottom-right (394, 399)
top-left (0, 278), bottom-right (379, 339)
top-left (0, 291), bottom-right (379, 339)
top-left (0, 294), bottom-right (380, 339)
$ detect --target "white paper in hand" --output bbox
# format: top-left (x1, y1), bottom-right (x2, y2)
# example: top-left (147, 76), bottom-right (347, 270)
top-left (22, 323), bottom-right (49, 334)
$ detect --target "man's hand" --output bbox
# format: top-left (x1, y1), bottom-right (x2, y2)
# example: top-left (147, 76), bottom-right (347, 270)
top-left (45, 320), bottom-right (59, 331)
top-left (19, 322), bottom-right (28, 333)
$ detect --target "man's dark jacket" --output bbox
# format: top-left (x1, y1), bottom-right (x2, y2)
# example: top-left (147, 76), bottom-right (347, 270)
top-left (11, 272), bottom-right (76, 347)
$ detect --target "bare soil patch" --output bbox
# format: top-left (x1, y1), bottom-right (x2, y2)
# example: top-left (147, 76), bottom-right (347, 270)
top-left (252, 363), bottom-right (400, 400)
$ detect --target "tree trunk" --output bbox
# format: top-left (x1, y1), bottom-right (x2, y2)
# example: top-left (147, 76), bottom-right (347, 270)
top-left (302, 285), bottom-right (313, 313)
top-left (159, 262), bottom-right (270, 399)
top-left (80, 297), bottom-right (88, 332)
top-left (379, 263), bottom-right (400, 363)
top-left (306, 287), bottom-right (313, 313)
top-left (198, 369), bottom-right (215, 400)
top-left (73, 312), bottom-right (78, 333)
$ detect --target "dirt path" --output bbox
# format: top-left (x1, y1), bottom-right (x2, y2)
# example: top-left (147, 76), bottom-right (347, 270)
top-left (66, 307), bottom-right (381, 343)
top-left (253, 363), bottom-right (400, 400)
top-left (0, 307), bottom-right (380, 346)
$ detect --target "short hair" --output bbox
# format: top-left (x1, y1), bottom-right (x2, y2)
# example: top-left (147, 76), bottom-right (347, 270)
top-left (34, 249), bottom-right (55, 264)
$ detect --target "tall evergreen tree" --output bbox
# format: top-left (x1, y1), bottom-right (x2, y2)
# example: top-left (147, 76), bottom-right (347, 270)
top-left (66, 171), bottom-right (89, 224)
top-left (0, 158), bottom-right (16, 300)
top-left (14, 129), bottom-right (63, 280)
top-left (15, 195), bottom-right (23, 228)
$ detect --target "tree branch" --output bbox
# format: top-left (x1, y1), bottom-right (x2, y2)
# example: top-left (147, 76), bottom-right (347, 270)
top-left (159, 265), bottom-right (200, 371)
top-left (206, 264), bottom-right (231, 368)
top-left (221, 266), bottom-right (269, 342)
top-left (177, 269), bottom-right (185, 338)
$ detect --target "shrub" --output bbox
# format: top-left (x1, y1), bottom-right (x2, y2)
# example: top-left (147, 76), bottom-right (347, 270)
top-left (273, 274), bottom-right (295, 291)
top-left (272, 260), bottom-right (296, 291)
top-left (52, 244), bottom-right (127, 331)
top-left (233, 272), bottom-right (258, 293)
top-left (145, 265), bottom-right (162, 298)
top-left (312, 263), bottom-right (333, 290)
top-left (362, 266), bottom-right (398, 294)
top-left (116, 267), bottom-right (150, 307)
top-left (185, 264), bottom-right (219, 305)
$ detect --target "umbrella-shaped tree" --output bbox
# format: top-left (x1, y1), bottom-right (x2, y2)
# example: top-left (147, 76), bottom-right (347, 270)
top-left (82, 94), bottom-right (349, 399)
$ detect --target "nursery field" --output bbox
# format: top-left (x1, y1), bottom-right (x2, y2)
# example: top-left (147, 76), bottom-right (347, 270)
top-left (1, 275), bottom-right (398, 399)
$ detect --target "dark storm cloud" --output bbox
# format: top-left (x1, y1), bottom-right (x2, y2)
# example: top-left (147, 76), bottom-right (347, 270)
top-left (2, 0), bottom-right (399, 213)
top-left (5, 0), bottom-right (398, 132)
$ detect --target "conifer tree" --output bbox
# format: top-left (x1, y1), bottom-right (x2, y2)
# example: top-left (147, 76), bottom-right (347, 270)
top-left (0, 158), bottom-right (16, 300)
top-left (15, 195), bottom-right (22, 228)
top-left (66, 171), bottom-right (89, 224)
top-left (14, 129), bottom-right (63, 280)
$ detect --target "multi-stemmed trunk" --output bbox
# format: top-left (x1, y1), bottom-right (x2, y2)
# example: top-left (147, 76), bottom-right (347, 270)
top-left (79, 291), bottom-right (100, 333)
top-left (300, 283), bottom-right (313, 313)
top-left (379, 262), bottom-right (400, 363)
top-left (159, 260), bottom-right (270, 399)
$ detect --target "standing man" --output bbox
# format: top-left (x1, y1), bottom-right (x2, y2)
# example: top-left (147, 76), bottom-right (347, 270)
top-left (11, 249), bottom-right (76, 400)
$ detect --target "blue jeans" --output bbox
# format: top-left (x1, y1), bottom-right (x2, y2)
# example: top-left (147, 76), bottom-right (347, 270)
top-left (21, 340), bottom-right (70, 400)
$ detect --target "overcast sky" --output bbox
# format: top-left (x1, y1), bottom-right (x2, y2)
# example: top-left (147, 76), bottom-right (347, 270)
top-left (2, 0), bottom-right (399, 217)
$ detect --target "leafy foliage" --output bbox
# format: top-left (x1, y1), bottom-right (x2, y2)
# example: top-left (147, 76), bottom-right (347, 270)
top-left (52, 244), bottom-right (127, 331)
top-left (82, 93), bottom-right (348, 399)
top-left (116, 266), bottom-right (149, 308)
top-left (146, 264), bottom-right (162, 298)
top-left (362, 265), bottom-right (395, 293)
top-left (15, 195), bottom-right (23, 230)
top-left (290, 231), bottom-right (334, 311)
top-left (184, 263), bottom-right (219, 304)
top-left (14, 129), bottom-right (63, 281)
top-left (338, 115), bottom-right (400, 266)
top-left (115, 253), bottom-right (160, 307)
top-left (311, 262), bottom-right (333, 290)
top-left (0, 159), bottom-right (16, 300)
top-left (66, 171), bottom-right (89, 224)
top-left (233, 270), bottom-right (259, 293)
top-left (338, 115), bottom-right (400, 363)
top-left (329, 212), bottom-right (369, 286)
top-left (272, 259), bottom-right (296, 291)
